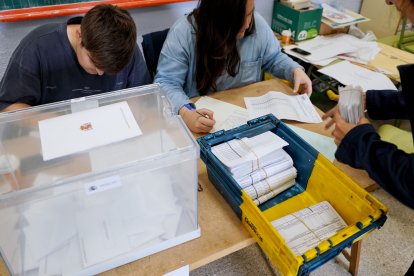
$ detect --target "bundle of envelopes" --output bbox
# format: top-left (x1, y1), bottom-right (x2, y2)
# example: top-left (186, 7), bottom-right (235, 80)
top-left (271, 201), bottom-right (347, 256)
top-left (338, 85), bottom-right (364, 124)
top-left (212, 131), bottom-right (297, 205)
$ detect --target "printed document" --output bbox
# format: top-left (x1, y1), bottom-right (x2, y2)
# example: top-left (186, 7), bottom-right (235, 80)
top-left (195, 96), bottom-right (249, 132)
top-left (271, 201), bottom-right (347, 256)
top-left (39, 101), bottom-right (142, 161)
top-left (318, 61), bottom-right (397, 91)
top-left (322, 4), bottom-right (361, 25)
top-left (244, 92), bottom-right (322, 123)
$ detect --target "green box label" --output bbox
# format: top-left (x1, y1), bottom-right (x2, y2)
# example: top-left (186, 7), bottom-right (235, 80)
top-left (271, 2), bottom-right (322, 41)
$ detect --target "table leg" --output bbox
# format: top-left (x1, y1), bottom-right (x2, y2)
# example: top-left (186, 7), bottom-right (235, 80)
top-left (342, 240), bottom-right (362, 276)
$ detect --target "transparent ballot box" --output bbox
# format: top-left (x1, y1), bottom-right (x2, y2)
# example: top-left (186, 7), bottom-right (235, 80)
top-left (0, 84), bottom-right (200, 275)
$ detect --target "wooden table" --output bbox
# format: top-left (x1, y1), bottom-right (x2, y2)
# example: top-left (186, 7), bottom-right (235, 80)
top-left (368, 42), bottom-right (414, 83)
top-left (0, 79), bottom-right (370, 276)
top-left (293, 39), bottom-right (414, 85)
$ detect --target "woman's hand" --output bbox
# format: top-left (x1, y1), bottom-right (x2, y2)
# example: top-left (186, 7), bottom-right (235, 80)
top-left (179, 107), bottom-right (215, 133)
top-left (322, 105), bottom-right (370, 145)
top-left (292, 68), bottom-right (312, 96)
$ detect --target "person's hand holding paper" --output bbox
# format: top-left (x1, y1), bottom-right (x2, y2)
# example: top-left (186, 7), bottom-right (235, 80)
top-left (292, 68), bottom-right (313, 96)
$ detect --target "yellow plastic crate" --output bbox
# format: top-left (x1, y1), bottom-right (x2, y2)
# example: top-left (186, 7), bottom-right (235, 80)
top-left (198, 115), bottom-right (387, 275)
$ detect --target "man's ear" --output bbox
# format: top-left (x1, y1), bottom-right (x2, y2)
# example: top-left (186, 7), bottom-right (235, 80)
top-left (75, 29), bottom-right (82, 41)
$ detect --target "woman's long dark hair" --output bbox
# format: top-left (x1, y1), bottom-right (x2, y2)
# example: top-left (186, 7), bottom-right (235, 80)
top-left (188, 0), bottom-right (255, 94)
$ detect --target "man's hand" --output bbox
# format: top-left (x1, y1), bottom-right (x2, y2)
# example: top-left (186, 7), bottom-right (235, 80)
top-left (179, 106), bottom-right (215, 133)
top-left (292, 68), bottom-right (312, 96)
top-left (322, 105), bottom-right (370, 145)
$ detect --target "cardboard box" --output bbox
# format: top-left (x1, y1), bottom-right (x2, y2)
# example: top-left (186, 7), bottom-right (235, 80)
top-left (272, 2), bottom-right (322, 42)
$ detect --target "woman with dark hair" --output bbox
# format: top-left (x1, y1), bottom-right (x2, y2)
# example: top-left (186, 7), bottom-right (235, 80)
top-left (155, 0), bottom-right (312, 133)
top-left (323, 1), bottom-right (414, 273)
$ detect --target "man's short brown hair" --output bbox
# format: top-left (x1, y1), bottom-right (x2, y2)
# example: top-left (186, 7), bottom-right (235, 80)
top-left (81, 4), bottom-right (137, 74)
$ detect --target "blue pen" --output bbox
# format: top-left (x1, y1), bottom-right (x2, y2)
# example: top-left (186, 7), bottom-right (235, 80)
top-left (184, 104), bottom-right (210, 119)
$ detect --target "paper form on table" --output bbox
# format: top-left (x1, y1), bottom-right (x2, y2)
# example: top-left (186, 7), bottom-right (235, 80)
top-left (318, 61), bottom-right (397, 91)
top-left (195, 96), bottom-right (249, 132)
top-left (244, 92), bottom-right (322, 123)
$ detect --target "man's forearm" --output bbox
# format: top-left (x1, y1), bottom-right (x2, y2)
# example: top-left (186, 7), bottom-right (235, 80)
top-left (1, 103), bottom-right (31, 112)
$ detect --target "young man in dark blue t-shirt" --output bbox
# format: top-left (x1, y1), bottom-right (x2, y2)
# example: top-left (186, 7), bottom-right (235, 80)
top-left (0, 4), bottom-right (151, 112)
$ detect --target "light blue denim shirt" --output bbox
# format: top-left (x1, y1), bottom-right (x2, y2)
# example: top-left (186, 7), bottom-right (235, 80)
top-left (154, 12), bottom-right (303, 114)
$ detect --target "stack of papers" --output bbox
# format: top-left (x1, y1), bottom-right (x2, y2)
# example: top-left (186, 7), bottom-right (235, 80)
top-left (322, 4), bottom-right (366, 26)
top-left (281, 0), bottom-right (312, 10)
top-left (318, 61), bottom-right (397, 91)
top-left (284, 34), bottom-right (380, 66)
top-left (338, 85), bottom-right (364, 124)
top-left (271, 201), bottom-right (347, 256)
top-left (212, 131), bottom-right (297, 205)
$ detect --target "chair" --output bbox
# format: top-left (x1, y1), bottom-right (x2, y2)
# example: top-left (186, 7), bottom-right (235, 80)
top-left (396, 17), bottom-right (414, 54)
top-left (377, 124), bottom-right (414, 153)
top-left (141, 28), bottom-right (170, 80)
top-left (378, 16), bottom-right (414, 54)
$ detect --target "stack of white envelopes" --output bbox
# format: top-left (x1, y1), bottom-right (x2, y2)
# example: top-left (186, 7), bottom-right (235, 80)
top-left (338, 85), bottom-right (364, 124)
top-left (212, 131), bottom-right (297, 205)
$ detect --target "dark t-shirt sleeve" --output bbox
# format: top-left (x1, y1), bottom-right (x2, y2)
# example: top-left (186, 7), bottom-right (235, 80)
top-left (126, 46), bottom-right (151, 88)
top-left (0, 45), bottom-right (42, 110)
top-left (336, 124), bottom-right (414, 209)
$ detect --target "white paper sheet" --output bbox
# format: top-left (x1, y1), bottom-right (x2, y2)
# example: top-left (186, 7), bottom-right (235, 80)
top-left (76, 205), bottom-right (131, 266)
top-left (195, 96), bottom-right (249, 132)
top-left (164, 265), bottom-right (189, 276)
top-left (318, 61), bottom-right (397, 91)
top-left (284, 45), bottom-right (337, 66)
top-left (284, 34), bottom-right (380, 65)
top-left (294, 35), bottom-right (358, 63)
top-left (39, 101), bottom-right (142, 161)
top-left (244, 92), bottom-right (322, 123)
top-left (38, 238), bottom-right (82, 276)
top-left (287, 125), bottom-right (336, 162)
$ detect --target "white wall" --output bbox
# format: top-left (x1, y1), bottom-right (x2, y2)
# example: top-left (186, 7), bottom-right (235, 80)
top-left (359, 0), bottom-right (400, 38)
top-left (314, 0), bottom-right (362, 13)
top-left (0, 0), bottom-right (274, 78)
top-left (0, 0), bottom-right (365, 78)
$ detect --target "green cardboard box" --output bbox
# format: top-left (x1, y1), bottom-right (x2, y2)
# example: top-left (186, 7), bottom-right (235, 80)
top-left (271, 2), bottom-right (322, 42)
